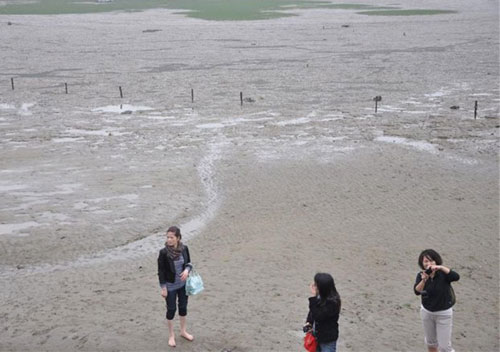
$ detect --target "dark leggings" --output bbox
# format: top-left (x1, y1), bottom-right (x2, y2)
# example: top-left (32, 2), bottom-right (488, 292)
top-left (166, 285), bottom-right (188, 320)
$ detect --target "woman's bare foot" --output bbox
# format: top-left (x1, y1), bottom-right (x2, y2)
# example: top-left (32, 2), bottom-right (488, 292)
top-left (168, 336), bottom-right (176, 347)
top-left (180, 332), bottom-right (194, 341)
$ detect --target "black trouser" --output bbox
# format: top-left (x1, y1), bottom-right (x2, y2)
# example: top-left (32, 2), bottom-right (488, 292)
top-left (165, 285), bottom-right (188, 320)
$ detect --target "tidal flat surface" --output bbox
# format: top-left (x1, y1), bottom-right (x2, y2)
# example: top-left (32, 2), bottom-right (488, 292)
top-left (0, 1), bottom-right (498, 351)
top-left (0, 0), bottom-right (498, 264)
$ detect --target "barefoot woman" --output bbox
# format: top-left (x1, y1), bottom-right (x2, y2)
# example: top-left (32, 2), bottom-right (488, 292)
top-left (158, 226), bottom-right (194, 347)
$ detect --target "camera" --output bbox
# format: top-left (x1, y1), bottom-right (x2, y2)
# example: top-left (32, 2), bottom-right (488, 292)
top-left (303, 323), bottom-right (312, 333)
top-left (425, 268), bottom-right (433, 275)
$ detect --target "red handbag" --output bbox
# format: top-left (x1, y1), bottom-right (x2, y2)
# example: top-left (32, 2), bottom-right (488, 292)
top-left (303, 331), bottom-right (317, 352)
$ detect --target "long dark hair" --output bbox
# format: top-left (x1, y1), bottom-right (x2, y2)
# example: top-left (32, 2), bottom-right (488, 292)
top-left (314, 273), bottom-right (341, 310)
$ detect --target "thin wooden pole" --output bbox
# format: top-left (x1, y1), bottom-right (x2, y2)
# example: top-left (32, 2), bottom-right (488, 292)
top-left (119, 86), bottom-right (123, 98)
top-left (191, 88), bottom-right (194, 103)
top-left (474, 100), bottom-right (478, 119)
top-left (11, 78), bottom-right (14, 90)
top-left (373, 96), bottom-right (382, 113)
top-left (240, 92), bottom-right (243, 106)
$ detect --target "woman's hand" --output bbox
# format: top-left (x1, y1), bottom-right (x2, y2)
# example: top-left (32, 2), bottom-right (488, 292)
top-left (415, 271), bottom-right (429, 293)
top-left (429, 265), bottom-right (439, 273)
top-left (431, 265), bottom-right (451, 274)
top-left (161, 287), bottom-right (168, 298)
top-left (420, 271), bottom-right (430, 281)
top-left (180, 269), bottom-right (189, 281)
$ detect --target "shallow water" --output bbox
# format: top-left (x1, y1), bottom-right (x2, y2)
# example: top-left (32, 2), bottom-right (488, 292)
top-left (0, 0), bottom-right (455, 20)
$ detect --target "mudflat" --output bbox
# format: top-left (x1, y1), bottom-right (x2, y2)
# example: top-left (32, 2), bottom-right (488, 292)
top-left (0, 0), bottom-right (498, 351)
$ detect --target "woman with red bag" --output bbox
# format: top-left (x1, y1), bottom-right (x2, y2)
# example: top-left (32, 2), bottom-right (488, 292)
top-left (304, 273), bottom-right (341, 352)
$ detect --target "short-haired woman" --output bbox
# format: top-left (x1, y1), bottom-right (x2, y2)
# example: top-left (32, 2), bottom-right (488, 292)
top-left (158, 226), bottom-right (194, 347)
top-left (414, 249), bottom-right (460, 352)
top-left (304, 273), bottom-right (341, 352)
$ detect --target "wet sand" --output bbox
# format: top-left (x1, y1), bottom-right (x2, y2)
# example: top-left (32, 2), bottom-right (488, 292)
top-left (1, 147), bottom-right (498, 351)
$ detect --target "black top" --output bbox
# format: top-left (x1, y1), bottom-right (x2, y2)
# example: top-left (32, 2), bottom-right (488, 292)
top-left (157, 245), bottom-right (192, 285)
top-left (306, 297), bottom-right (340, 343)
top-left (414, 269), bottom-right (460, 312)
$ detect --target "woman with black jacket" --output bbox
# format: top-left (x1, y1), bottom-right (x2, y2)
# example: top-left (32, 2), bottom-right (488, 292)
top-left (414, 249), bottom-right (460, 352)
top-left (158, 226), bottom-right (194, 347)
top-left (304, 273), bottom-right (341, 352)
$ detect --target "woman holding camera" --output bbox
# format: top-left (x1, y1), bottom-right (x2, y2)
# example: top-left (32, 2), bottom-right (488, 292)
top-left (304, 273), bottom-right (341, 352)
top-left (158, 226), bottom-right (194, 347)
top-left (414, 249), bottom-right (460, 352)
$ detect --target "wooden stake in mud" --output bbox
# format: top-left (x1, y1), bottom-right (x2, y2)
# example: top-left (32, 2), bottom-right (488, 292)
top-left (474, 100), bottom-right (478, 119)
top-left (240, 92), bottom-right (243, 106)
top-left (373, 95), bottom-right (382, 113)
top-left (191, 88), bottom-right (194, 103)
top-left (119, 86), bottom-right (123, 98)
top-left (11, 78), bottom-right (14, 90)
top-left (65, 83), bottom-right (68, 94)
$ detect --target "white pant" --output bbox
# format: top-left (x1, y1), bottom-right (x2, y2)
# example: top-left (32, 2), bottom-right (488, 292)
top-left (420, 307), bottom-right (455, 352)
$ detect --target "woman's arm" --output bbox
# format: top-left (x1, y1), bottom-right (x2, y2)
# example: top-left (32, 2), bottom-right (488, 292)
top-left (180, 246), bottom-right (192, 281)
top-left (433, 265), bottom-right (460, 282)
top-left (158, 251), bottom-right (168, 297)
top-left (185, 246), bottom-right (193, 271)
top-left (414, 272), bottom-right (429, 295)
top-left (306, 310), bottom-right (313, 325)
top-left (158, 250), bottom-right (167, 285)
top-left (431, 265), bottom-right (460, 282)
top-left (432, 265), bottom-right (450, 274)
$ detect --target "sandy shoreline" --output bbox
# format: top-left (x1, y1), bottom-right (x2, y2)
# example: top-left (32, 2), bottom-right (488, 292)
top-left (1, 146), bottom-right (498, 351)
top-left (0, 0), bottom-right (499, 350)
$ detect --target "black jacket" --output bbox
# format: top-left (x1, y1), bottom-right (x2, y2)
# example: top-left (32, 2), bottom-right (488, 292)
top-left (157, 245), bottom-right (192, 285)
top-left (414, 269), bottom-right (460, 312)
top-left (306, 297), bottom-right (340, 343)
